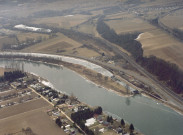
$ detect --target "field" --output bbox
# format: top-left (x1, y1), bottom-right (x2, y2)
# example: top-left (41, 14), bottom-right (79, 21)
top-left (105, 13), bottom-right (154, 34)
top-left (0, 31), bottom-right (49, 50)
top-left (21, 33), bottom-right (100, 58)
top-left (0, 36), bottom-right (17, 49)
top-left (0, 67), bottom-right (4, 76)
top-left (0, 89), bottom-right (66, 135)
top-left (74, 19), bottom-right (100, 37)
top-left (136, 28), bottom-right (183, 70)
top-left (16, 32), bottom-right (49, 42)
top-left (0, 103), bottom-right (65, 135)
top-left (103, 10), bottom-right (183, 70)
top-left (160, 8), bottom-right (183, 30)
top-left (32, 15), bottom-right (91, 29)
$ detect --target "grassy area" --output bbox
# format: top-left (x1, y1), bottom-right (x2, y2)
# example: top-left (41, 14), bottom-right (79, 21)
top-left (74, 19), bottom-right (101, 37)
top-left (60, 61), bottom-right (127, 95)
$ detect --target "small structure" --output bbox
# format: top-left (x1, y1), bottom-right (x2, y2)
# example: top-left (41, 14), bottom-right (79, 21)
top-left (116, 127), bottom-right (123, 134)
top-left (99, 128), bottom-right (105, 133)
top-left (52, 98), bottom-right (60, 105)
top-left (102, 121), bottom-right (110, 126)
top-left (85, 118), bottom-right (96, 127)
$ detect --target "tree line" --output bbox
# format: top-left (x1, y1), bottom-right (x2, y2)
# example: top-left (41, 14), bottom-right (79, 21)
top-left (96, 19), bottom-right (143, 59)
top-left (137, 56), bottom-right (183, 93)
top-left (172, 28), bottom-right (183, 41)
top-left (70, 106), bottom-right (102, 135)
top-left (0, 70), bottom-right (26, 82)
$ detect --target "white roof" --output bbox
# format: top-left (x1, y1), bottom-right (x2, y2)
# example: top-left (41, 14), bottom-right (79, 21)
top-left (99, 128), bottom-right (105, 133)
top-left (85, 118), bottom-right (96, 127)
top-left (65, 125), bottom-right (70, 128)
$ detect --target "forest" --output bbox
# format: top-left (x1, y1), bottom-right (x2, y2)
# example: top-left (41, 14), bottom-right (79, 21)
top-left (0, 70), bottom-right (26, 82)
top-left (97, 19), bottom-right (143, 59)
top-left (137, 56), bottom-right (183, 94)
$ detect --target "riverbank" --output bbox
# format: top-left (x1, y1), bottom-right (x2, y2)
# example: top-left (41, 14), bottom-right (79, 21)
top-left (1, 57), bottom-right (183, 135)
top-left (24, 68), bottom-right (142, 135)
top-left (0, 52), bottom-right (183, 116)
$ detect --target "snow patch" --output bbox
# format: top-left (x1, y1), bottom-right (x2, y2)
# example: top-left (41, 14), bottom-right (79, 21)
top-left (64, 15), bottom-right (74, 17)
top-left (42, 80), bottom-right (54, 89)
top-left (14, 24), bottom-right (51, 33)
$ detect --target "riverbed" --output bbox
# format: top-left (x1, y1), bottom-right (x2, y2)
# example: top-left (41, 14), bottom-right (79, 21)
top-left (0, 59), bottom-right (183, 135)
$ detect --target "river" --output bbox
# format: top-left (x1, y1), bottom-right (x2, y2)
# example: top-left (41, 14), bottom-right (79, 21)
top-left (0, 59), bottom-right (183, 135)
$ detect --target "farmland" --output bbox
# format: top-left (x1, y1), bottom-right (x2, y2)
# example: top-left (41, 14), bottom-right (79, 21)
top-left (160, 8), bottom-right (183, 30)
top-left (0, 87), bottom-right (66, 135)
top-left (136, 28), bottom-right (183, 70)
top-left (104, 13), bottom-right (154, 34)
top-left (0, 1), bottom-right (183, 134)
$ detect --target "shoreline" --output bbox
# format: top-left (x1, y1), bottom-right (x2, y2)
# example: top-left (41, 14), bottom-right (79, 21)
top-left (28, 60), bottom-right (183, 116)
top-left (0, 54), bottom-right (183, 115)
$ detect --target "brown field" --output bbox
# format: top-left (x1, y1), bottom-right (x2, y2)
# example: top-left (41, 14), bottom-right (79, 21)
top-left (0, 93), bottom-right (38, 106)
top-left (105, 14), bottom-right (154, 34)
top-left (22, 33), bottom-right (81, 52)
top-left (104, 11), bottom-right (183, 70)
top-left (0, 36), bottom-right (17, 49)
top-left (0, 97), bottom-right (66, 135)
top-left (16, 32), bottom-right (49, 42)
top-left (32, 14), bottom-right (90, 28)
top-left (22, 33), bottom-right (101, 58)
top-left (0, 105), bottom-right (66, 135)
top-left (0, 32), bottom-right (49, 50)
top-left (137, 28), bottom-right (183, 70)
top-left (0, 98), bottom-right (49, 119)
top-left (160, 9), bottom-right (183, 29)
top-left (0, 67), bottom-right (4, 76)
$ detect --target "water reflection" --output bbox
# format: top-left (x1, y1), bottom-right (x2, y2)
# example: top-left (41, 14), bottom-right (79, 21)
top-left (125, 97), bottom-right (131, 106)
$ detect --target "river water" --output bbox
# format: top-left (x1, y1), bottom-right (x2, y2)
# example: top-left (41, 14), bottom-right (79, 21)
top-left (0, 59), bottom-right (183, 135)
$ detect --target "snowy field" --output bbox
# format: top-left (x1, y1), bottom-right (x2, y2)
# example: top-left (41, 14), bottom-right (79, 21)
top-left (14, 24), bottom-right (52, 33)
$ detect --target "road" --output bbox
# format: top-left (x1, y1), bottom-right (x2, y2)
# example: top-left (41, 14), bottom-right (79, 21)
top-left (28, 86), bottom-right (86, 134)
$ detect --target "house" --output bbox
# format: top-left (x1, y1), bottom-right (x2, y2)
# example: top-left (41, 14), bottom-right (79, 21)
top-left (74, 107), bottom-right (78, 112)
top-left (65, 99), bottom-right (71, 105)
top-left (52, 98), bottom-right (60, 105)
top-left (99, 128), bottom-right (105, 133)
top-left (70, 128), bottom-right (76, 134)
top-left (116, 127), bottom-right (123, 134)
top-left (102, 121), bottom-right (110, 126)
top-left (131, 90), bottom-right (140, 95)
top-left (85, 118), bottom-right (96, 127)
top-left (65, 124), bottom-right (70, 129)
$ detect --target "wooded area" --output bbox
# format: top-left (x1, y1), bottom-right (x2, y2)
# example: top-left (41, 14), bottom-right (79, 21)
top-left (97, 20), bottom-right (143, 59)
